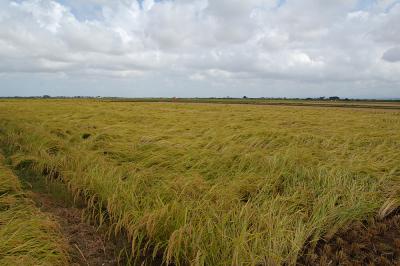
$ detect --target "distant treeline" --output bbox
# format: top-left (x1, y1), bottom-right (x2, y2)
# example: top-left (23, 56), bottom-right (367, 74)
top-left (1, 95), bottom-right (400, 102)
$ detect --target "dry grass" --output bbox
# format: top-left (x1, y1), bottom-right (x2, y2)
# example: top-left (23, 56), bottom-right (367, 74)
top-left (0, 99), bottom-right (399, 265)
top-left (0, 154), bottom-right (69, 265)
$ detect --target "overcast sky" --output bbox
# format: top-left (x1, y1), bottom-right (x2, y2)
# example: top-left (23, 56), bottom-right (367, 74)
top-left (0, 0), bottom-right (400, 98)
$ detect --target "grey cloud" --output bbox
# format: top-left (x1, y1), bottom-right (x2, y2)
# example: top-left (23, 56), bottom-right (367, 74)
top-left (382, 47), bottom-right (400, 62)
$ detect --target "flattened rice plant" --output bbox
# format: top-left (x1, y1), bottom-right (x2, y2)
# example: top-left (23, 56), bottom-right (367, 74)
top-left (0, 99), bottom-right (399, 265)
top-left (0, 154), bottom-right (69, 265)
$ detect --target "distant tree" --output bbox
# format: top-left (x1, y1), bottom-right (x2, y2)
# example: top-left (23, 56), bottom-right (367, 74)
top-left (42, 95), bottom-right (51, 98)
top-left (329, 96), bottom-right (340, 100)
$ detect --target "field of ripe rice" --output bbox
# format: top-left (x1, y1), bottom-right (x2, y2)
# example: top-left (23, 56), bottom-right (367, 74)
top-left (0, 153), bottom-right (68, 265)
top-left (0, 99), bottom-right (399, 265)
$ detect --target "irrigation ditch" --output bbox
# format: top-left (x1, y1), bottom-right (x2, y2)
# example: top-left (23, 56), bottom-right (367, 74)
top-left (10, 164), bottom-right (122, 265)
top-left (1, 152), bottom-right (170, 266)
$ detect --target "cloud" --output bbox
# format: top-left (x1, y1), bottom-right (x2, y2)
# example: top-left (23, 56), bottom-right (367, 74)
top-left (382, 46), bottom-right (400, 62)
top-left (0, 0), bottom-right (399, 97)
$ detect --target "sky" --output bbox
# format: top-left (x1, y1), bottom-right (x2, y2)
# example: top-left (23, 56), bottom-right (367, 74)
top-left (0, 0), bottom-right (400, 98)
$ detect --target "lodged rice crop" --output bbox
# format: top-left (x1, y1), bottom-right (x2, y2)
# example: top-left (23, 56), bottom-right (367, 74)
top-left (0, 99), bottom-right (399, 265)
top-left (0, 153), bottom-right (69, 266)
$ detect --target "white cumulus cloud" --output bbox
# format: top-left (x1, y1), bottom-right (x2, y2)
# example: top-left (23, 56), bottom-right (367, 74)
top-left (0, 0), bottom-right (399, 98)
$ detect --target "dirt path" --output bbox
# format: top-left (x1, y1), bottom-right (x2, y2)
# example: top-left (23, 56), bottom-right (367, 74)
top-left (28, 191), bottom-right (119, 266)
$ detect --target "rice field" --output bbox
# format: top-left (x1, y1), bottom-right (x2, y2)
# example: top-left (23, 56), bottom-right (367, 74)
top-left (0, 99), bottom-right (399, 265)
top-left (0, 153), bottom-right (68, 265)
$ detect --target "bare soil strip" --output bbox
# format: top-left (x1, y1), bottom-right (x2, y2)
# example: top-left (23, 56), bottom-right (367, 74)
top-left (298, 212), bottom-right (400, 265)
top-left (27, 190), bottom-right (119, 266)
